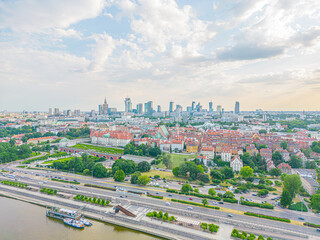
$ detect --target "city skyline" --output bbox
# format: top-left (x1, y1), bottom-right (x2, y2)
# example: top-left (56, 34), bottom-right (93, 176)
top-left (1, 0), bottom-right (320, 111)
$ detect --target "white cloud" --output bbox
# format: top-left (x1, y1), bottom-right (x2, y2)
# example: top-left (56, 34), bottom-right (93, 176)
top-left (0, 0), bottom-right (106, 32)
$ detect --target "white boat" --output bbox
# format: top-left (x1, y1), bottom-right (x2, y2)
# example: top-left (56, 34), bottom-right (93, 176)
top-left (63, 218), bottom-right (85, 229)
top-left (80, 218), bottom-right (92, 226)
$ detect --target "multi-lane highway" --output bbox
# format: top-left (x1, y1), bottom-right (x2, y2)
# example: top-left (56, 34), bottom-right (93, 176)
top-left (2, 163), bottom-right (320, 239)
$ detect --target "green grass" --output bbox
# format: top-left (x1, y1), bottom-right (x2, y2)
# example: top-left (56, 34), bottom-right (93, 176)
top-left (156, 153), bottom-right (198, 169)
top-left (71, 143), bottom-right (123, 155)
top-left (43, 157), bottom-right (73, 164)
top-left (17, 166), bottom-right (26, 168)
top-left (288, 202), bottom-right (308, 212)
top-left (31, 152), bottom-right (41, 157)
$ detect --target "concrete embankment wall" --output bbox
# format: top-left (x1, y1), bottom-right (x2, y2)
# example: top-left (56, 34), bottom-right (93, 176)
top-left (0, 186), bottom-right (212, 240)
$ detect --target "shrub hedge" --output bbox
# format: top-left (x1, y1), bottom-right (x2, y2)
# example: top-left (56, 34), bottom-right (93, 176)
top-left (241, 200), bottom-right (274, 209)
top-left (147, 194), bottom-right (164, 199)
top-left (223, 198), bottom-right (238, 203)
top-left (304, 222), bottom-right (320, 228)
top-left (171, 199), bottom-right (220, 210)
top-left (244, 212), bottom-right (290, 223)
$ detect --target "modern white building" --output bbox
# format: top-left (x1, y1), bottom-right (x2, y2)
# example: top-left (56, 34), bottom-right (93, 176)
top-left (221, 147), bottom-right (232, 162)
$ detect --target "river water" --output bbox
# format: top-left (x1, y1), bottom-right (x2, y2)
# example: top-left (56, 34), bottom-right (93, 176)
top-left (0, 196), bottom-right (162, 240)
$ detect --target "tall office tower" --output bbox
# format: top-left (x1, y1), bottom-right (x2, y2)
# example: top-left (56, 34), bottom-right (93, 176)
top-left (100, 97), bottom-right (109, 115)
top-left (235, 101), bottom-right (240, 114)
top-left (176, 105), bottom-right (182, 113)
top-left (74, 109), bottom-right (80, 116)
top-left (90, 110), bottom-right (96, 117)
top-left (98, 105), bottom-right (103, 115)
top-left (209, 102), bottom-right (213, 112)
top-left (216, 105), bottom-right (222, 115)
top-left (124, 97), bottom-right (132, 112)
top-left (157, 105), bottom-right (161, 112)
top-left (169, 101), bottom-right (174, 112)
top-left (196, 102), bottom-right (202, 112)
top-left (67, 110), bottom-right (72, 117)
top-left (145, 101), bottom-right (153, 114)
top-left (136, 103), bottom-right (143, 114)
top-left (48, 108), bottom-right (53, 115)
top-left (54, 108), bottom-right (59, 115)
top-left (191, 101), bottom-right (195, 110)
top-left (222, 108), bottom-right (224, 114)
top-left (187, 106), bottom-right (192, 112)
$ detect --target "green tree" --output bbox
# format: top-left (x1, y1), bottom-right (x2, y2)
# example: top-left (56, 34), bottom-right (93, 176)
top-left (172, 167), bottom-right (179, 176)
top-left (280, 141), bottom-right (288, 150)
top-left (93, 163), bottom-right (108, 178)
top-left (181, 184), bottom-right (193, 193)
top-left (137, 161), bottom-right (151, 172)
top-left (289, 155), bottom-right (303, 169)
top-left (222, 166), bottom-right (234, 179)
top-left (272, 151), bottom-right (283, 166)
top-left (202, 198), bottom-right (208, 206)
top-left (240, 166), bottom-right (254, 178)
top-left (162, 155), bottom-right (173, 169)
top-left (113, 170), bottom-right (125, 182)
top-left (130, 171), bottom-right (141, 184)
top-left (208, 188), bottom-right (216, 196)
top-left (283, 174), bottom-right (302, 199)
top-left (311, 194), bottom-right (320, 211)
top-left (280, 189), bottom-right (292, 207)
top-left (83, 169), bottom-right (90, 175)
top-left (259, 129), bottom-right (267, 134)
top-left (137, 175), bottom-right (151, 186)
top-left (223, 191), bottom-right (235, 199)
top-left (201, 222), bottom-right (208, 231)
top-left (269, 168), bottom-right (282, 177)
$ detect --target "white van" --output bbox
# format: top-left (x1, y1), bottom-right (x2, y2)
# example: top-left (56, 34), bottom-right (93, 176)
top-left (165, 202), bottom-right (171, 206)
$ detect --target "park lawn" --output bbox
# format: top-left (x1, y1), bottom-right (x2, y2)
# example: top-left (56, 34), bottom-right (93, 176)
top-left (43, 157), bottom-right (73, 165)
top-left (156, 153), bottom-right (198, 169)
top-left (31, 152), bottom-right (41, 157)
top-left (141, 170), bottom-right (187, 182)
top-left (71, 143), bottom-right (124, 155)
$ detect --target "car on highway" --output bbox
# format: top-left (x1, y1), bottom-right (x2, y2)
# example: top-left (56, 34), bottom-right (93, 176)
top-left (120, 196), bottom-right (124, 198)
top-left (298, 217), bottom-right (305, 220)
top-left (252, 193), bottom-right (257, 196)
top-left (178, 182), bottom-right (181, 184)
top-left (218, 202), bottom-right (224, 204)
top-left (228, 214), bottom-right (233, 217)
top-left (189, 198), bottom-right (193, 200)
top-left (168, 194), bottom-right (172, 197)
top-left (212, 202), bottom-right (217, 205)
top-left (165, 202), bottom-right (171, 206)
top-left (317, 228), bottom-right (320, 232)
top-left (75, 187), bottom-right (79, 190)
top-left (187, 207), bottom-right (193, 210)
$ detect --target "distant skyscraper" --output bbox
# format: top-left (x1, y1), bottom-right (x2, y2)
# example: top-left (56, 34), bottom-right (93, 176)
top-left (216, 105), bottom-right (222, 115)
top-left (54, 108), bottom-right (59, 115)
top-left (67, 109), bottom-right (72, 117)
top-left (137, 103), bottom-right (143, 114)
top-left (100, 97), bottom-right (109, 115)
top-left (191, 101), bottom-right (195, 110)
top-left (209, 102), bottom-right (213, 112)
top-left (169, 101), bottom-right (174, 112)
top-left (196, 102), bottom-right (202, 112)
top-left (157, 105), bottom-right (161, 112)
top-left (235, 101), bottom-right (240, 114)
top-left (74, 109), bottom-right (80, 116)
top-left (48, 108), bottom-right (53, 115)
top-left (144, 101), bottom-right (153, 114)
top-left (124, 97), bottom-right (132, 112)
top-left (176, 105), bottom-right (182, 112)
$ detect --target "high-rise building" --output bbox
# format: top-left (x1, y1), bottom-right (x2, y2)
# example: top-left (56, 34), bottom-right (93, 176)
top-left (48, 108), bottom-right (53, 115)
top-left (136, 103), bottom-right (143, 114)
top-left (100, 97), bottom-right (108, 115)
top-left (157, 105), bottom-right (161, 112)
top-left (54, 108), bottom-right (59, 115)
top-left (209, 102), bottom-right (213, 112)
top-left (74, 109), bottom-right (80, 116)
top-left (216, 105), bottom-right (222, 115)
top-left (125, 97), bottom-right (132, 112)
top-left (176, 105), bottom-right (182, 113)
top-left (144, 101), bottom-right (153, 115)
top-left (235, 101), bottom-right (240, 114)
top-left (191, 101), bottom-right (195, 110)
top-left (67, 109), bottom-right (72, 117)
top-left (169, 101), bottom-right (174, 112)
top-left (196, 102), bottom-right (202, 112)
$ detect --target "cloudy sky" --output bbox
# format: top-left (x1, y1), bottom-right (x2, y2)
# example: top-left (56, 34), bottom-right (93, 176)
top-left (0, 0), bottom-right (320, 112)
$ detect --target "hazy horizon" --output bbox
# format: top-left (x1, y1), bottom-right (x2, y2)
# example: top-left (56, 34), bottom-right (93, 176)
top-left (1, 0), bottom-right (320, 112)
